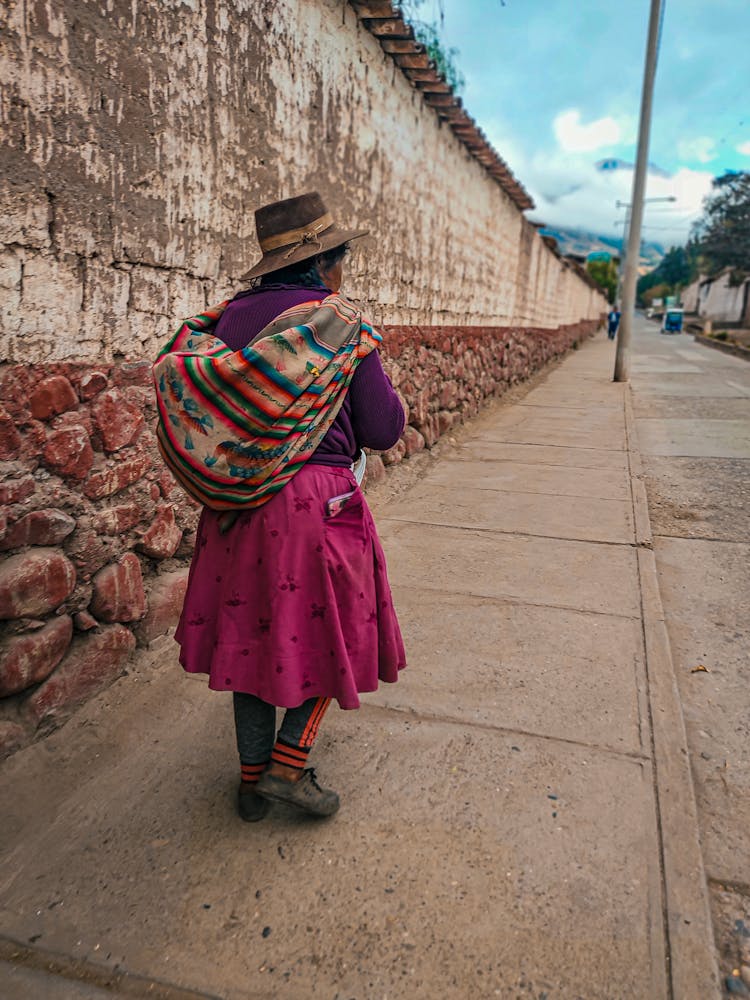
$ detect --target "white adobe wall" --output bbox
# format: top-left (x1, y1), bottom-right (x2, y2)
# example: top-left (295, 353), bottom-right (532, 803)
top-left (697, 272), bottom-right (748, 324)
top-left (0, 0), bottom-right (606, 364)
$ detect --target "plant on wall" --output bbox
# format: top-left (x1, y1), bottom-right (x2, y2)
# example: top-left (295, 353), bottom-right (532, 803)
top-left (398, 0), bottom-right (466, 94)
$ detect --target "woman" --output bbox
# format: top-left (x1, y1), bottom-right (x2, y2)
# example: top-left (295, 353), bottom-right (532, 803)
top-left (174, 193), bottom-right (407, 822)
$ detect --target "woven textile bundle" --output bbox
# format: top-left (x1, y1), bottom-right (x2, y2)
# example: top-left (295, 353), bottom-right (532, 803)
top-left (153, 294), bottom-right (380, 510)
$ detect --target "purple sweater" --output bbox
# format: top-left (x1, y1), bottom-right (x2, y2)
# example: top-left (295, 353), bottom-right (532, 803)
top-left (215, 284), bottom-right (405, 467)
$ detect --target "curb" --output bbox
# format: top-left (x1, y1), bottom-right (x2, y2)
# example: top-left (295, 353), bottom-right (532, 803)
top-left (693, 332), bottom-right (750, 362)
top-left (623, 387), bottom-right (721, 999)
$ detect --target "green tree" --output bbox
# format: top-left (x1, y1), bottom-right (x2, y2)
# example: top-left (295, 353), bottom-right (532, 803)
top-left (658, 246), bottom-right (691, 285)
top-left (637, 243), bottom-right (699, 305)
top-left (586, 256), bottom-right (618, 303)
top-left (692, 171), bottom-right (750, 284)
top-left (640, 282), bottom-right (670, 307)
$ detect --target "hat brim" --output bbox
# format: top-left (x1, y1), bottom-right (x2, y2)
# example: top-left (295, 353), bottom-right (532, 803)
top-left (240, 227), bottom-right (369, 282)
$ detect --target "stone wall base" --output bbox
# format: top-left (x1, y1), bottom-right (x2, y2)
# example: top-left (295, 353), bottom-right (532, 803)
top-left (0, 318), bottom-right (600, 757)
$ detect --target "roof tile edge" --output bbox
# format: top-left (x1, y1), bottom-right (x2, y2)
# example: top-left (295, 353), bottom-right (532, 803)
top-left (349, 0), bottom-right (534, 211)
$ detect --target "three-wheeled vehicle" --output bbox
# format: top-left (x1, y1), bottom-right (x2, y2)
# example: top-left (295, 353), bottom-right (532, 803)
top-left (660, 307), bottom-right (683, 334)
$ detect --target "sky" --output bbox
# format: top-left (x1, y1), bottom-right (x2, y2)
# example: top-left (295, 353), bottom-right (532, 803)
top-left (428, 0), bottom-right (750, 248)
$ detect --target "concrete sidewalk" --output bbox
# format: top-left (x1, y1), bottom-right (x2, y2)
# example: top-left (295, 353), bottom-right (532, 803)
top-left (0, 334), bottom-right (720, 999)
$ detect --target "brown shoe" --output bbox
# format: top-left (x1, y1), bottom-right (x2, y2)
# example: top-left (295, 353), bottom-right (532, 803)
top-left (255, 768), bottom-right (340, 817)
top-left (238, 785), bottom-right (271, 822)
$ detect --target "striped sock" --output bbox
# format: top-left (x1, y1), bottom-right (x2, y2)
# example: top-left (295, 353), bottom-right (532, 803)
top-left (270, 739), bottom-right (311, 771)
top-left (240, 761), bottom-right (268, 786)
top-left (299, 697), bottom-right (331, 748)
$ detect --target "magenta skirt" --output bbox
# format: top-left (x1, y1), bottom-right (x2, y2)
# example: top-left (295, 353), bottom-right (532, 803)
top-left (175, 464), bottom-right (406, 709)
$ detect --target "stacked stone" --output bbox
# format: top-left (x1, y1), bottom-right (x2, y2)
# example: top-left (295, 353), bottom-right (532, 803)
top-left (377, 320), bottom-right (598, 467)
top-left (0, 361), bottom-right (198, 757)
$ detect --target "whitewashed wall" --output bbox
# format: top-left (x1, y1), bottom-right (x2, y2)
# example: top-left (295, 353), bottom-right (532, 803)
top-left (0, 0), bottom-right (606, 364)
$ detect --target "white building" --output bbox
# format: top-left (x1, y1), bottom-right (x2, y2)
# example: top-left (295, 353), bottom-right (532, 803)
top-left (682, 269), bottom-right (750, 326)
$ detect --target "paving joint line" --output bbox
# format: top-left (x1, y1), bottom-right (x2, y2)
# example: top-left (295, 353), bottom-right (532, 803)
top-left (640, 451), bottom-right (750, 460)
top-left (408, 481), bottom-right (630, 503)
top-left (653, 532), bottom-right (750, 546)
top-left (625, 383), bottom-right (720, 999)
top-left (382, 514), bottom-right (636, 549)
top-left (359, 702), bottom-right (651, 764)
top-left (517, 402), bottom-right (624, 411)
top-left (454, 438), bottom-right (625, 455)
top-left (0, 934), bottom-right (222, 1000)
top-left (446, 455), bottom-right (629, 474)
top-left (389, 580), bottom-right (641, 622)
top-left (626, 389), bottom-right (674, 1000)
top-left (470, 436), bottom-right (627, 454)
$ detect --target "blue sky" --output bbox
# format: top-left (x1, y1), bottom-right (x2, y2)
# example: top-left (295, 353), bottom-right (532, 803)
top-left (430, 0), bottom-right (750, 246)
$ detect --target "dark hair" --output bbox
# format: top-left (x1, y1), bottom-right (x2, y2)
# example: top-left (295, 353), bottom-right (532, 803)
top-left (258, 242), bottom-right (350, 288)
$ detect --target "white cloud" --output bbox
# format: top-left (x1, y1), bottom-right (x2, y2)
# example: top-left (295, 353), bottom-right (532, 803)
top-left (485, 116), bottom-right (715, 247)
top-left (525, 153), bottom-right (713, 247)
top-left (737, 140), bottom-right (750, 157)
top-left (677, 136), bottom-right (717, 164)
top-left (553, 109), bottom-right (622, 153)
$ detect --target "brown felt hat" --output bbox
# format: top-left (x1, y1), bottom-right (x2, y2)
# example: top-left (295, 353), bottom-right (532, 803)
top-left (241, 192), bottom-right (368, 281)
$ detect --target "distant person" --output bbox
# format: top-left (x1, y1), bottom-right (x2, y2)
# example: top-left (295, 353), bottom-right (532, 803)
top-left (607, 307), bottom-right (621, 340)
top-left (158, 193), bottom-right (407, 823)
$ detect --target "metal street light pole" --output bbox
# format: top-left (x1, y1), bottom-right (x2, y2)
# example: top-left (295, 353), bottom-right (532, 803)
top-left (614, 203), bottom-right (632, 306)
top-left (614, 196), bottom-right (675, 305)
top-left (613, 0), bottom-right (664, 382)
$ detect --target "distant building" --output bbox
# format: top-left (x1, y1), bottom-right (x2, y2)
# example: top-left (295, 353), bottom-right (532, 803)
top-left (682, 269), bottom-right (750, 326)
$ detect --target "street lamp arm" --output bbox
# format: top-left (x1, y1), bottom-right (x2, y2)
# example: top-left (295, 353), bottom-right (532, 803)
top-left (616, 196), bottom-right (677, 209)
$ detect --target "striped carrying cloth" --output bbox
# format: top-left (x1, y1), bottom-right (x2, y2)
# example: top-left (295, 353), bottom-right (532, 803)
top-left (153, 293), bottom-right (381, 510)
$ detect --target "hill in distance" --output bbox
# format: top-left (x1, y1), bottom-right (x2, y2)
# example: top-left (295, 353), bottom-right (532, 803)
top-left (539, 226), bottom-right (664, 270)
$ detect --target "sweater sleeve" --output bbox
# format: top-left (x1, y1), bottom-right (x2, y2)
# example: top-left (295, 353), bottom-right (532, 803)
top-left (348, 349), bottom-right (406, 452)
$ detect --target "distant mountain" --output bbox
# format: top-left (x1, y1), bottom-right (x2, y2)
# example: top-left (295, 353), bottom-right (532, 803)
top-left (538, 226), bottom-right (664, 270)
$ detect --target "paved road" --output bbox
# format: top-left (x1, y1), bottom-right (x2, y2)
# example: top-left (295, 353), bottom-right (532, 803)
top-left (0, 331), bottom-right (721, 998)
top-left (629, 316), bottom-right (750, 992)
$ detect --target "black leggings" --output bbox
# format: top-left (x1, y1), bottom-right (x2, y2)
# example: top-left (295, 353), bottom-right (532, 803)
top-left (233, 692), bottom-right (331, 766)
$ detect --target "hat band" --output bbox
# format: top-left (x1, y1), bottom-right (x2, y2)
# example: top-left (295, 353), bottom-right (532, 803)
top-left (259, 213), bottom-right (334, 254)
